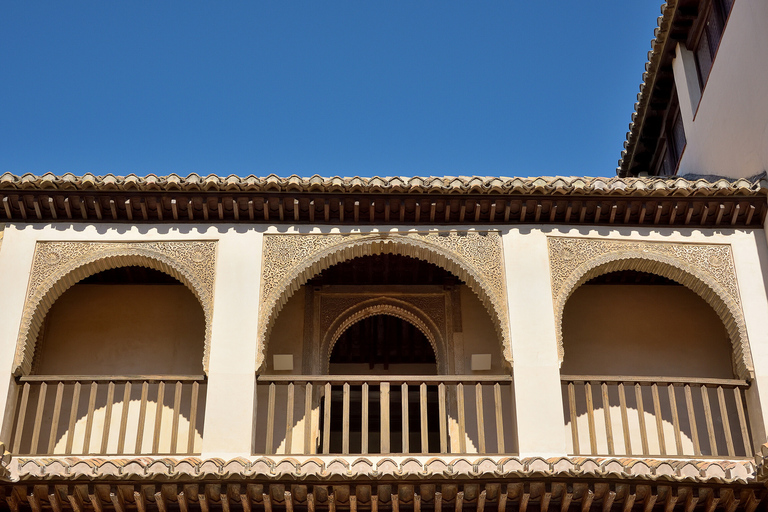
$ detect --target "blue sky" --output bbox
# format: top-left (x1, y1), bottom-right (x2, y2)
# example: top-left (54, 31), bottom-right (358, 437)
top-left (1, 2), bottom-right (661, 178)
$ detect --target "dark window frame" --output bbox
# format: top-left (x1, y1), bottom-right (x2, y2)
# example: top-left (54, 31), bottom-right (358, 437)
top-left (691, 0), bottom-right (734, 91)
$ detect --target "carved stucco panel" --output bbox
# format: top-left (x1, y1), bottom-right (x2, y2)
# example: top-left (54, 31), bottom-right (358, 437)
top-left (259, 231), bottom-right (509, 370)
top-left (547, 236), bottom-right (752, 378)
top-left (16, 241), bottom-right (217, 375)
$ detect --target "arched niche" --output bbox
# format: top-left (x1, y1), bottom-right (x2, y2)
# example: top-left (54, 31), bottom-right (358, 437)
top-left (15, 241), bottom-right (216, 376)
top-left (258, 232), bottom-right (510, 372)
top-left (553, 250), bottom-right (753, 380)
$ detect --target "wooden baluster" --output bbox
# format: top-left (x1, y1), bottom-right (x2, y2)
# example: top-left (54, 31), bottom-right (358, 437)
top-left (380, 382), bottom-right (390, 453)
top-left (304, 382), bottom-right (313, 454)
top-left (100, 381), bottom-right (115, 455)
top-left (617, 383), bottom-right (631, 455)
top-left (266, 382), bottom-right (276, 455)
top-left (322, 382), bottom-right (331, 454)
top-left (284, 382), bottom-right (295, 455)
top-left (361, 383), bottom-right (369, 455)
top-left (494, 382), bottom-right (505, 454)
top-left (420, 383), bottom-right (428, 453)
top-left (170, 381), bottom-right (182, 455)
top-left (135, 381), bottom-right (149, 454)
top-left (634, 383), bottom-right (649, 455)
top-left (152, 382), bottom-right (165, 454)
top-left (47, 382), bottom-right (65, 454)
top-left (117, 382), bottom-right (132, 454)
top-left (717, 386), bottom-right (735, 457)
top-left (684, 384), bottom-right (701, 456)
top-left (83, 382), bottom-right (98, 455)
top-left (651, 383), bottom-right (666, 456)
top-left (701, 385), bottom-right (718, 456)
top-left (475, 383), bottom-right (486, 454)
top-left (456, 383), bottom-right (466, 453)
top-left (30, 382), bottom-right (48, 455)
top-left (342, 382), bottom-right (350, 455)
top-left (601, 382), bottom-right (614, 456)
top-left (401, 383), bottom-right (409, 453)
top-left (567, 381), bottom-right (579, 455)
top-left (585, 382), bottom-right (597, 454)
top-left (668, 384), bottom-right (683, 455)
top-left (187, 381), bottom-right (199, 454)
top-left (438, 382), bottom-right (447, 454)
top-left (65, 382), bottom-right (81, 455)
top-left (734, 387), bottom-right (752, 457)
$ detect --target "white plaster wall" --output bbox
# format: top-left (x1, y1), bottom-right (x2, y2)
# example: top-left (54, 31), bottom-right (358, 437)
top-left (674, 0), bottom-right (768, 177)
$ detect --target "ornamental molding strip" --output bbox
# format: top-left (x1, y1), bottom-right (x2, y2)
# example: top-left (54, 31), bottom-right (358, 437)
top-left (547, 236), bottom-right (752, 378)
top-left (15, 241), bottom-right (217, 376)
top-left (259, 231), bottom-right (509, 370)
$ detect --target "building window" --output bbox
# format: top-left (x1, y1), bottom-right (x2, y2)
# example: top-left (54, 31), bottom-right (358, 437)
top-left (693, 0), bottom-right (734, 89)
top-left (655, 101), bottom-right (687, 176)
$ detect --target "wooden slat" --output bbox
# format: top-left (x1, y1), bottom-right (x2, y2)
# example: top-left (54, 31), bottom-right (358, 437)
top-left (701, 384), bottom-right (718, 456)
top-left (668, 384), bottom-right (683, 455)
top-left (560, 375), bottom-right (747, 387)
top-left (438, 382), bottom-right (447, 454)
top-left (475, 382), bottom-right (486, 454)
top-left (100, 381), bottom-right (115, 455)
top-left (733, 387), bottom-right (752, 457)
top-left (304, 382), bottom-right (313, 454)
top-left (380, 382), bottom-right (390, 453)
top-left (322, 382), bottom-right (331, 454)
top-left (258, 374), bottom-right (514, 384)
top-left (152, 381), bottom-right (165, 454)
top-left (584, 382), bottom-right (597, 454)
top-left (117, 382), bottom-right (132, 454)
top-left (567, 382), bottom-right (579, 455)
top-left (135, 382), bottom-right (149, 454)
top-left (651, 383), bottom-right (666, 456)
top-left (170, 381), bottom-right (182, 454)
top-left (420, 383), bottom-right (428, 454)
top-left (47, 382), bottom-right (65, 454)
top-left (401, 383), bottom-right (409, 453)
top-left (20, 375), bottom-right (206, 383)
top-left (66, 382), bottom-right (81, 455)
top-left (187, 381), bottom-right (199, 454)
top-left (361, 383), bottom-right (369, 455)
top-left (342, 382), bottom-right (350, 455)
top-left (10, 382), bottom-right (27, 454)
top-left (494, 382), bottom-right (505, 454)
top-left (456, 383), bottom-right (466, 453)
top-left (266, 382), bottom-right (276, 455)
top-left (684, 384), bottom-right (701, 456)
top-left (618, 383), bottom-right (631, 455)
top-left (717, 386), bottom-right (735, 457)
top-left (601, 382), bottom-right (614, 455)
top-left (285, 382), bottom-right (295, 454)
top-left (83, 382), bottom-right (98, 455)
top-left (30, 382), bottom-right (48, 455)
top-left (634, 383), bottom-right (649, 454)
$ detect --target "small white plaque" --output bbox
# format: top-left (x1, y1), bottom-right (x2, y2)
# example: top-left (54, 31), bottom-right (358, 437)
top-left (471, 353), bottom-right (492, 371)
top-left (273, 354), bottom-right (294, 371)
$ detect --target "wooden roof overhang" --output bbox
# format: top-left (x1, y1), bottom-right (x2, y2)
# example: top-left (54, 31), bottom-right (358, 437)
top-left (0, 174), bottom-right (765, 229)
top-left (617, 0), bottom-right (703, 178)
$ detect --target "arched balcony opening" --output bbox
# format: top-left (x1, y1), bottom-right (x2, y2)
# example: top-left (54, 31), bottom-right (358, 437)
top-left (560, 269), bottom-right (752, 458)
top-left (9, 266), bottom-right (207, 456)
top-left (255, 253), bottom-right (516, 456)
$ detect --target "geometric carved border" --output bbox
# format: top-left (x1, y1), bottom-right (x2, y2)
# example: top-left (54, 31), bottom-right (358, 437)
top-left (14, 241), bottom-right (217, 376)
top-left (547, 236), bottom-right (753, 379)
top-left (258, 231), bottom-right (509, 371)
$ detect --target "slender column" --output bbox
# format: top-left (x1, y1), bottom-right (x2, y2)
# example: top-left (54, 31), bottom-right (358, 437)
top-left (502, 228), bottom-right (567, 456)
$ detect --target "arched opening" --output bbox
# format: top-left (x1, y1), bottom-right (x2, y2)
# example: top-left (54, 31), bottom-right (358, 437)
top-left (560, 270), bottom-right (750, 457)
top-left (10, 266), bottom-right (207, 456)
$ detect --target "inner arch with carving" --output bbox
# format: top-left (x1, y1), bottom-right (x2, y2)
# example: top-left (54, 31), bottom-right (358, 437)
top-left (15, 244), bottom-right (215, 376)
top-left (258, 232), bottom-right (510, 371)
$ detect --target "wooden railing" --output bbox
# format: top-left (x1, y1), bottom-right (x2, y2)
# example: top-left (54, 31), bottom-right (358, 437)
top-left (561, 375), bottom-right (752, 458)
top-left (9, 375), bottom-right (206, 456)
top-left (254, 375), bottom-right (516, 455)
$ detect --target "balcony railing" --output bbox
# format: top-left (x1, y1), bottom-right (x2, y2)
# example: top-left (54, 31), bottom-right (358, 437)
top-left (561, 375), bottom-right (752, 458)
top-left (8, 375), bottom-right (206, 456)
top-left (254, 375), bottom-right (516, 455)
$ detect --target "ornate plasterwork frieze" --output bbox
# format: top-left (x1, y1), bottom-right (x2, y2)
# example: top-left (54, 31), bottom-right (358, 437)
top-left (16, 241), bottom-right (217, 375)
top-left (259, 231), bottom-right (509, 370)
top-left (547, 236), bottom-right (752, 378)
